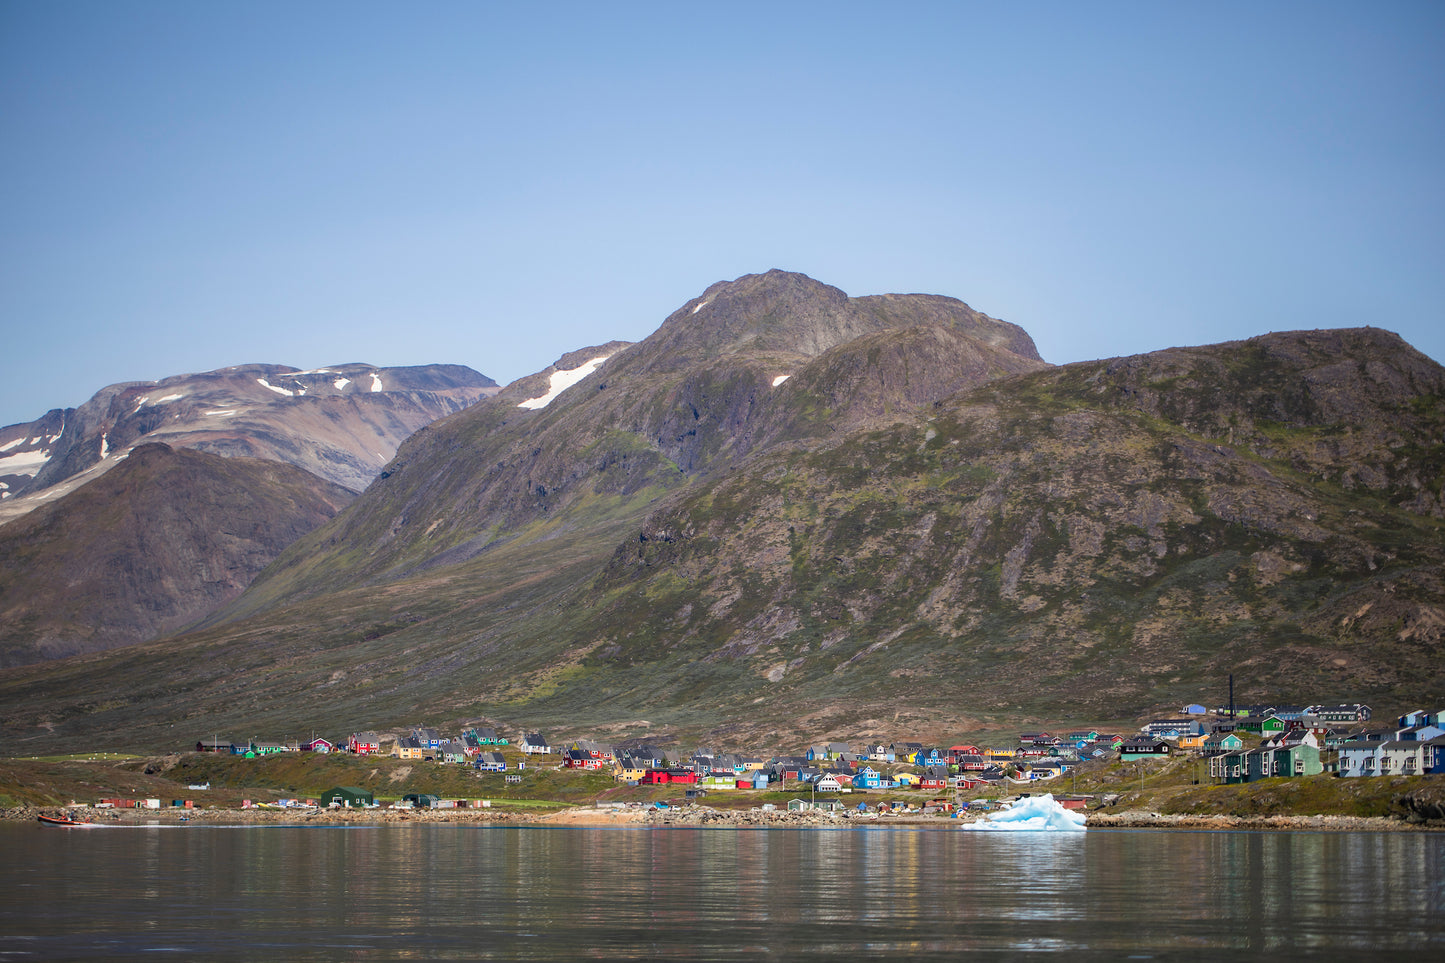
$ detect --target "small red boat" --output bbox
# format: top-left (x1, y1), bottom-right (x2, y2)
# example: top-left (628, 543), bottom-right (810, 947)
top-left (37, 813), bottom-right (92, 827)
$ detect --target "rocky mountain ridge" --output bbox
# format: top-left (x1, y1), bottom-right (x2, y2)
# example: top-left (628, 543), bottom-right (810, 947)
top-left (0, 362), bottom-right (497, 524)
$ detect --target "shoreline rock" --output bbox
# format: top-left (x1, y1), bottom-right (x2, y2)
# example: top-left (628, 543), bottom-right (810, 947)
top-left (7, 804), bottom-right (1440, 832)
top-left (1084, 810), bottom-right (1439, 831)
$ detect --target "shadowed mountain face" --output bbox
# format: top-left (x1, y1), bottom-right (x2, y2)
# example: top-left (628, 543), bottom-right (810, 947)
top-left (0, 443), bottom-right (356, 667)
top-left (0, 272), bottom-right (1441, 754)
top-left (0, 363), bottom-right (498, 524)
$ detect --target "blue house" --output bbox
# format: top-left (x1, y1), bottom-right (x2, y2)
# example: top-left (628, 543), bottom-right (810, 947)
top-left (1399, 709), bottom-right (1440, 729)
top-left (853, 767), bottom-right (882, 790)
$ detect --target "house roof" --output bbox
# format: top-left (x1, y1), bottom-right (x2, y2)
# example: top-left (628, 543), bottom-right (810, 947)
top-left (1120, 737), bottom-right (1167, 749)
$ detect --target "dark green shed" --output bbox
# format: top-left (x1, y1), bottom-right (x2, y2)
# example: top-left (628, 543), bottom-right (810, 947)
top-left (320, 786), bottom-right (374, 808)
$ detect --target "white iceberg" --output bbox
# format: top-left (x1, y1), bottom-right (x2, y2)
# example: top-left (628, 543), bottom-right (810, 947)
top-left (962, 793), bottom-right (1087, 832)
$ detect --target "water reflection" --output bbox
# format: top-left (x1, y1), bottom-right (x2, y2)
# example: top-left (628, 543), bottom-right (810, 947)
top-left (0, 823), bottom-right (1441, 960)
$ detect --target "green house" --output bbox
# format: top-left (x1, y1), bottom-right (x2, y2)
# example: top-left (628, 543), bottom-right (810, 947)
top-left (320, 786), bottom-right (374, 808)
top-left (1273, 743), bottom-right (1323, 778)
top-left (1205, 732), bottom-right (1244, 753)
top-left (1210, 744), bottom-right (1321, 784)
top-left (1259, 716), bottom-right (1288, 736)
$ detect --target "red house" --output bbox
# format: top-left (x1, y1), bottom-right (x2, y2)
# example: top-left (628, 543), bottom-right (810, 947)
top-left (641, 768), bottom-right (699, 785)
top-left (564, 749), bottom-right (605, 770)
top-left (347, 731), bottom-right (381, 755)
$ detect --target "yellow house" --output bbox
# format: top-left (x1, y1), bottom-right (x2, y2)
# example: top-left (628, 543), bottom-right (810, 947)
top-left (1177, 732), bottom-right (1208, 751)
top-left (392, 738), bottom-right (426, 760)
top-left (613, 762), bottom-right (647, 782)
top-left (894, 772), bottom-right (921, 787)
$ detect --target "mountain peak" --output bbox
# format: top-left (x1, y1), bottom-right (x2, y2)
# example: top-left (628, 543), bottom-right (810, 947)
top-left (645, 269), bottom-right (1041, 366)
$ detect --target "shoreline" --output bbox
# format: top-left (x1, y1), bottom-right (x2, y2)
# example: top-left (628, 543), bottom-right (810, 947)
top-left (7, 804), bottom-right (1440, 831)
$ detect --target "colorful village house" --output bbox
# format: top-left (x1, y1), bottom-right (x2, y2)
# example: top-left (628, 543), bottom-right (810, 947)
top-left (1119, 738), bottom-right (1171, 761)
top-left (347, 732), bottom-right (381, 755)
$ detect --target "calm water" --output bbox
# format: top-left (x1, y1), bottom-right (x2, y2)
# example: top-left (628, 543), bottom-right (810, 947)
top-left (2, 822), bottom-right (1442, 961)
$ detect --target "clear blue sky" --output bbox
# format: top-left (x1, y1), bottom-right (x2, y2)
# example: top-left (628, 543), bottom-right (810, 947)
top-left (2, 1), bottom-right (1442, 428)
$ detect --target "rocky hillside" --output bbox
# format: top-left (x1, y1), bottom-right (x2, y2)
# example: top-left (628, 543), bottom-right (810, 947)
top-left (0, 273), bottom-right (1440, 755)
top-left (0, 363), bottom-right (497, 524)
top-left (585, 328), bottom-right (1445, 726)
top-left (0, 443), bottom-right (355, 667)
top-left (220, 270), bottom-right (1045, 613)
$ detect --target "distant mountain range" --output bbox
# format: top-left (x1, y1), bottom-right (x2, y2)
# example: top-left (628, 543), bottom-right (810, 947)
top-left (0, 362), bottom-right (498, 523)
top-left (0, 271), bottom-right (1440, 754)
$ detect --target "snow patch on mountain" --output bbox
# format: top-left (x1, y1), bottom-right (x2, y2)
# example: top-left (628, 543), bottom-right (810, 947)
top-left (772, 375), bottom-right (791, 387)
top-left (370, 374), bottom-right (384, 392)
top-left (257, 378), bottom-right (296, 398)
top-left (0, 447), bottom-right (52, 477)
top-left (517, 355), bottom-right (613, 410)
top-left (334, 378), bottom-right (350, 391)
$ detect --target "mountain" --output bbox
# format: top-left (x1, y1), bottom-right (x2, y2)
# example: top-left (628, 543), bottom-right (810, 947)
top-left (216, 270), bottom-right (1045, 614)
top-left (0, 363), bottom-right (498, 524)
top-left (0, 272), bottom-right (1440, 754)
top-left (587, 327), bottom-right (1445, 726)
top-left (0, 443), bottom-right (356, 667)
